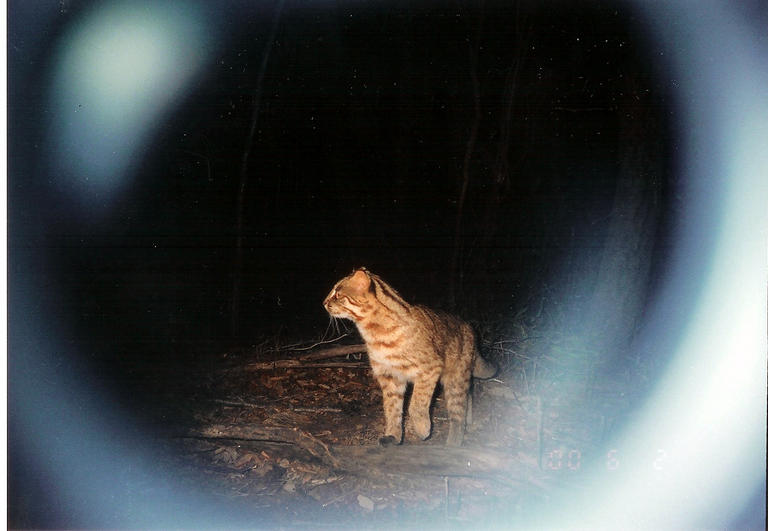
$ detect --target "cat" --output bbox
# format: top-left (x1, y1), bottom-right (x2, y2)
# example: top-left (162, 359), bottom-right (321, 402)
top-left (323, 267), bottom-right (496, 446)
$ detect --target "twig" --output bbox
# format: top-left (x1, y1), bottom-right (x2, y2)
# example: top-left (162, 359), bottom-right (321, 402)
top-left (444, 476), bottom-right (450, 523)
top-left (492, 336), bottom-right (540, 347)
top-left (212, 399), bottom-right (342, 413)
top-left (536, 395), bottom-right (544, 471)
top-left (292, 406), bottom-right (343, 413)
top-left (321, 491), bottom-right (348, 508)
top-left (243, 360), bottom-right (369, 371)
top-left (240, 344), bottom-right (368, 370)
top-left (189, 424), bottom-right (340, 468)
top-left (213, 398), bottom-right (271, 408)
top-left (298, 344), bottom-right (366, 361)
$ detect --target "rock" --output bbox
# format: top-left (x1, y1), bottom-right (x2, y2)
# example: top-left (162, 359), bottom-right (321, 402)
top-left (357, 494), bottom-right (374, 512)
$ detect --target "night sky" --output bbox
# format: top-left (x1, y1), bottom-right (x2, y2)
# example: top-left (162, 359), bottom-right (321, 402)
top-left (12, 0), bottom-right (766, 528)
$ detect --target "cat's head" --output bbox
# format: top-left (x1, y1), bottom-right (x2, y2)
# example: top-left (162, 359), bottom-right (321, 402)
top-left (323, 268), bottom-right (375, 322)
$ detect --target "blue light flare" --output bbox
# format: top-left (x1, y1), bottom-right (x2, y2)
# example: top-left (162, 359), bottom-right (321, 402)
top-left (553, 2), bottom-right (768, 528)
top-left (49, 0), bottom-right (211, 206)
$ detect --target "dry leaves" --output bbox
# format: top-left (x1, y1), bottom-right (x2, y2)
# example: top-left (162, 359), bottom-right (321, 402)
top-left (160, 342), bottom-right (629, 524)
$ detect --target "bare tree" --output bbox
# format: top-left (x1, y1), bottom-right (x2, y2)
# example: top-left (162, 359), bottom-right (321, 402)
top-left (230, 0), bottom-right (286, 339)
top-left (450, 0), bottom-right (485, 307)
top-left (585, 76), bottom-right (661, 370)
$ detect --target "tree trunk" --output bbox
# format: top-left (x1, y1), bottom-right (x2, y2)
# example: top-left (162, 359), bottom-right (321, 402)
top-left (586, 84), bottom-right (660, 364)
top-left (449, 0), bottom-right (485, 308)
top-left (230, 0), bottom-right (285, 340)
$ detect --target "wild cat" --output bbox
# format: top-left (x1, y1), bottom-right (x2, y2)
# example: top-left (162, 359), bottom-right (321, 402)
top-left (323, 267), bottom-right (496, 446)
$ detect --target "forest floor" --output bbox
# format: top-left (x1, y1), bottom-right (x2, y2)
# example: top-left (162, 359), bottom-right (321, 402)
top-left (144, 329), bottom-right (636, 529)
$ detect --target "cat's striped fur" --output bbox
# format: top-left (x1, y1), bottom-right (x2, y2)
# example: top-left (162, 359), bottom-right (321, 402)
top-left (323, 267), bottom-right (496, 446)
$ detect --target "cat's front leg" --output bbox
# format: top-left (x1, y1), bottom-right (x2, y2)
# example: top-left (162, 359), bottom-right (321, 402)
top-left (407, 367), bottom-right (441, 440)
top-left (374, 372), bottom-right (407, 445)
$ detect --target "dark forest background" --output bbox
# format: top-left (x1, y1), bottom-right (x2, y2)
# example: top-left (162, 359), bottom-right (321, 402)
top-left (9, 0), bottom-right (672, 404)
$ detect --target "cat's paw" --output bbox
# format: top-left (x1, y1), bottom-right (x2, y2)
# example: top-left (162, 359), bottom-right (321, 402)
top-left (410, 418), bottom-right (432, 441)
top-left (378, 435), bottom-right (399, 447)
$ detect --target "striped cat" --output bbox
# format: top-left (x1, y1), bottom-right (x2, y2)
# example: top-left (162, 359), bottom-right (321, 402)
top-left (323, 267), bottom-right (496, 446)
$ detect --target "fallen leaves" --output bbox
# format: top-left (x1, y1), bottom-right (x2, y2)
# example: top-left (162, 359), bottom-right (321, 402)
top-left (155, 340), bottom-right (630, 524)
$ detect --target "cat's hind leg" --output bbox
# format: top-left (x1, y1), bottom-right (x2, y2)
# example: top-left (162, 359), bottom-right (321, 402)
top-left (442, 354), bottom-right (473, 447)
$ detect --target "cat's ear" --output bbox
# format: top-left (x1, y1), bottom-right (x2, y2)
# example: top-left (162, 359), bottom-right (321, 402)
top-left (348, 269), bottom-right (371, 294)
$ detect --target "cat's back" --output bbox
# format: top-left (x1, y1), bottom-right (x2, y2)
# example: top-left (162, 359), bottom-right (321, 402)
top-left (410, 305), bottom-right (475, 347)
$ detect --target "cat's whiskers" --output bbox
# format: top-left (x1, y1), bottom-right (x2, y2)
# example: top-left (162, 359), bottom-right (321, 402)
top-left (322, 317), bottom-right (336, 340)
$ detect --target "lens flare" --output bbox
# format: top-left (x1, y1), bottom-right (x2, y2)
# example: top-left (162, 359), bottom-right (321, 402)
top-left (556, 2), bottom-right (768, 528)
top-left (49, 0), bottom-right (211, 205)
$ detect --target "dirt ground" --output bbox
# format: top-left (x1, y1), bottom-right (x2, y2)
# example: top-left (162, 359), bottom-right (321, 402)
top-left (144, 334), bottom-right (633, 528)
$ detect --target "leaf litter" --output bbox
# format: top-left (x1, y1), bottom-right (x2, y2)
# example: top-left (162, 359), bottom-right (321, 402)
top-left (142, 330), bottom-right (635, 527)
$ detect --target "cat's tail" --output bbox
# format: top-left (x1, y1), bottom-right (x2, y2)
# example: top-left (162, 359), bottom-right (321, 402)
top-left (472, 353), bottom-right (497, 379)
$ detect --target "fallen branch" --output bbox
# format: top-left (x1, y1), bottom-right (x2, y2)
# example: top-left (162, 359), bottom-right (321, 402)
top-left (330, 445), bottom-right (549, 490)
top-left (242, 344), bottom-right (368, 371)
top-left (333, 444), bottom-right (514, 479)
top-left (243, 360), bottom-right (369, 371)
top-left (189, 423), bottom-right (339, 467)
top-left (186, 423), bottom-right (546, 488)
top-left (297, 344), bottom-right (366, 361)
top-left (212, 399), bottom-right (342, 413)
